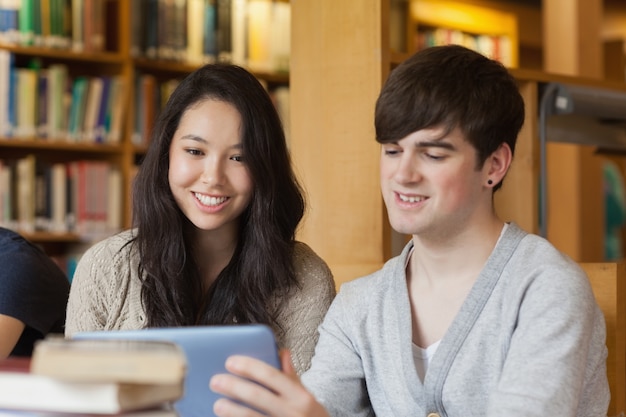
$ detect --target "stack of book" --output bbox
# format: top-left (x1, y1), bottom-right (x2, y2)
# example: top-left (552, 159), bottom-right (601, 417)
top-left (0, 336), bottom-right (187, 417)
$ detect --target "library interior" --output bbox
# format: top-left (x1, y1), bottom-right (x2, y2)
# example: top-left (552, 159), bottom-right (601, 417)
top-left (1, 0), bottom-right (626, 416)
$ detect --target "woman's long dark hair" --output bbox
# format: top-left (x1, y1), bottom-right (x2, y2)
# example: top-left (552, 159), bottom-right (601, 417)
top-left (132, 64), bottom-right (304, 327)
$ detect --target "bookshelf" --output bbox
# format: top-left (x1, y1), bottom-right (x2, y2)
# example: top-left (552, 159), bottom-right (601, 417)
top-left (0, 0), bottom-right (291, 273)
top-left (406, 0), bottom-right (519, 68)
top-left (291, 0), bottom-right (626, 287)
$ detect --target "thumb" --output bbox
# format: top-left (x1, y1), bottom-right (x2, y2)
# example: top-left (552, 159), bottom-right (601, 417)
top-left (279, 349), bottom-right (297, 377)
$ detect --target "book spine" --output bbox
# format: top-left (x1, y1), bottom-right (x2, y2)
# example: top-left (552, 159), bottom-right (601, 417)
top-left (269, 1), bottom-right (290, 72)
top-left (47, 63), bottom-right (68, 140)
top-left (15, 68), bottom-right (38, 139)
top-left (40, 0), bottom-right (50, 46)
top-left (130, 0), bottom-right (143, 56)
top-left (186, 0), bottom-right (203, 64)
top-left (173, 0), bottom-right (186, 61)
top-left (0, 159), bottom-right (10, 227)
top-left (202, 0), bottom-right (217, 63)
top-left (2, 0), bottom-right (21, 45)
top-left (18, 0), bottom-right (35, 46)
top-left (17, 154), bottom-right (36, 233)
top-left (31, 0), bottom-right (42, 46)
top-left (107, 165), bottom-right (121, 232)
top-left (230, 0), bottom-right (246, 66)
top-left (94, 76), bottom-right (110, 143)
top-left (36, 69), bottom-right (49, 138)
top-left (51, 162), bottom-right (67, 233)
top-left (66, 76), bottom-right (89, 142)
top-left (0, 50), bottom-right (12, 137)
top-left (71, 0), bottom-right (83, 51)
top-left (82, 76), bottom-right (104, 143)
top-left (34, 159), bottom-right (50, 231)
top-left (144, 0), bottom-right (158, 58)
top-left (216, 0), bottom-right (231, 63)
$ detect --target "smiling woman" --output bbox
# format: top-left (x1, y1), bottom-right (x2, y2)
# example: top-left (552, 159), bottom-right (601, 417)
top-left (64, 64), bottom-right (336, 376)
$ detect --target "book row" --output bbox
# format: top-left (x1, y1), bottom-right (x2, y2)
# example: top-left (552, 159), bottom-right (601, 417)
top-left (0, 156), bottom-right (123, 238)
top-left (0, 336), bottom-right (186, 415)
top-left (414, 26), bottom-right (514, 68)
top-left (0, 51), bottom-right (127, 142)
top-left (132, 72), bottom-right (290, 146)
top-left (0, 0), bottom-right (111, 53)
top-left (131, 0), bottom-right (291, 73)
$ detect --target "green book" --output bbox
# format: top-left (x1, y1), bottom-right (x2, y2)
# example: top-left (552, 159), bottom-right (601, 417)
top-left (18, 0), bottom-right (35, 46)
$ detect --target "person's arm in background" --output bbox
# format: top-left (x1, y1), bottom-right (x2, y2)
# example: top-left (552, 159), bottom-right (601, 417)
top-left (0, 314), bottom-right (25, 359)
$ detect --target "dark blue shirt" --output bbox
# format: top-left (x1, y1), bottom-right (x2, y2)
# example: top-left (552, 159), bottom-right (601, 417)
top-left (0, 227), bottom-right (70, 356)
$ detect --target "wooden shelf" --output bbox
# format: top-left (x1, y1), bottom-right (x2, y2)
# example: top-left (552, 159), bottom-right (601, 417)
top-left (0, 139), bottom-right (124, 154)
top-left (0, 44), bottom-right (126, 64)
top-left (0, 0), bottom-right (292, 258)
top-left (20, 231), bottom-right (83, 243)
top-left (133, 57), bottom-right (289, 84)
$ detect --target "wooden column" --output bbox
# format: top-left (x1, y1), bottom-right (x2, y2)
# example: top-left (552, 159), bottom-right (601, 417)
top-left (543, 0), bottom-right (605, 261)
top-left (494, 78), bottom-right (540, 235)
top-left (290, 0), bottom-right (388, 286)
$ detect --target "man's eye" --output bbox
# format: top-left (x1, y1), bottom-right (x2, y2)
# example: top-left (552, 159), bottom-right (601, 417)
top-left (425, 153), bottom-right (444, 161)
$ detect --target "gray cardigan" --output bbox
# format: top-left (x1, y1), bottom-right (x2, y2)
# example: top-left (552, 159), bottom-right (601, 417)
top-left (302, 223), bottom-right (609, 416)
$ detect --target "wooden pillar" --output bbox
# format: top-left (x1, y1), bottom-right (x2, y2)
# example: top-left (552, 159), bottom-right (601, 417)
top-left (494, 79), bottom-right (540, 235)
top-left (290, 0), bottom-right (388, 286)
top-left (543, 0), bottom-right (605, 261)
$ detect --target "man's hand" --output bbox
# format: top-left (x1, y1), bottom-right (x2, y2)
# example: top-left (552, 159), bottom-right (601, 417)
top-left (210, 350), bottom-right (330, 417)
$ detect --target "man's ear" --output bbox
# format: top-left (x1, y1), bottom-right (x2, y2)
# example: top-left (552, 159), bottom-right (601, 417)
top-left (485, 142), bottom-right (513, 185)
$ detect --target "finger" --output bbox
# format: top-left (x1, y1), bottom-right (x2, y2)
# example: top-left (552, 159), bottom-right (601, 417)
top-left (223, 356), bottom-right (320, 415)
top-left (224, 355), bottom-right (293, 394)
top-left (213, 396), bottom-right (266, 417)
top-left (279, 349), bottom-right (297, 378)
top-left (209, 374), bottom-right (280, 415)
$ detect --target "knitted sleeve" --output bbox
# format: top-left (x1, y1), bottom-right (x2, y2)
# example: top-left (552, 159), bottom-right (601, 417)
top-left (65, 231), bottom-right (140, 336)
top-left (271, 242), bottom-right (336, 375)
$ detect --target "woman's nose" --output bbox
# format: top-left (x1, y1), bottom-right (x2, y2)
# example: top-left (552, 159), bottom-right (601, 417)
top-left (200, 158), bottom-right (225, 185)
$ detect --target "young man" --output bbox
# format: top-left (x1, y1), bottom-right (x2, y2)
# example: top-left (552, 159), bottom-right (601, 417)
top-left (209, 45), bottom-right (610, 417)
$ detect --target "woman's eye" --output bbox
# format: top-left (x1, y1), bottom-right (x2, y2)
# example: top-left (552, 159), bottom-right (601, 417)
top-left (185, 148), bottom-right (203, 156)
top-left (231, 155), bottom-right (244, 162)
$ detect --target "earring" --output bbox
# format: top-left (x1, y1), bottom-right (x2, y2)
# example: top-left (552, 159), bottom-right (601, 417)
top-left (487, 179), bottom-right (493, 185)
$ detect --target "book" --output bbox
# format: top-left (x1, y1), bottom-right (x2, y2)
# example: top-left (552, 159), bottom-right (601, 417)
top-left (16, 154), bottom-right (36, 233)
top-left (216, 0), bottom-right (231, 63)
top-left (186, 0), bottom-right (205, 64)
top-left (82, 76), bottom-right (104, 142)
top-left (31, 336), bottom-right (187, 385)
top-left (106, 166), bottom-right (122, 232)
top-left (0, 409), bottom-right (177, 417)
top-left (18, 0), bottom-right (35, 46)
top-left (105, 76), bottom-right (127, 144)
top-left (202, 0), bottom-right (217, 63)
top-left (0, 375), bottom-right (182, 415)
top-left (15, 68), bottom-right (38, 138)
top-left (50, 162), bottom-right (66, 233)
top-left (66, 76), bottom-right (89, 142)
top-left (246, 0), bottom-right (271, 71)
top-left (0, 355), bottom-right (183, 415)
top-left (230, 0), bottom-right (246, 66)
top-left (0, 406), bottom-right (177, 417)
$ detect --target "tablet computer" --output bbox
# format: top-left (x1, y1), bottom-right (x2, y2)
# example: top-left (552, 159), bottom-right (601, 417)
top-left (74, 325), bottom-right (280, 417)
